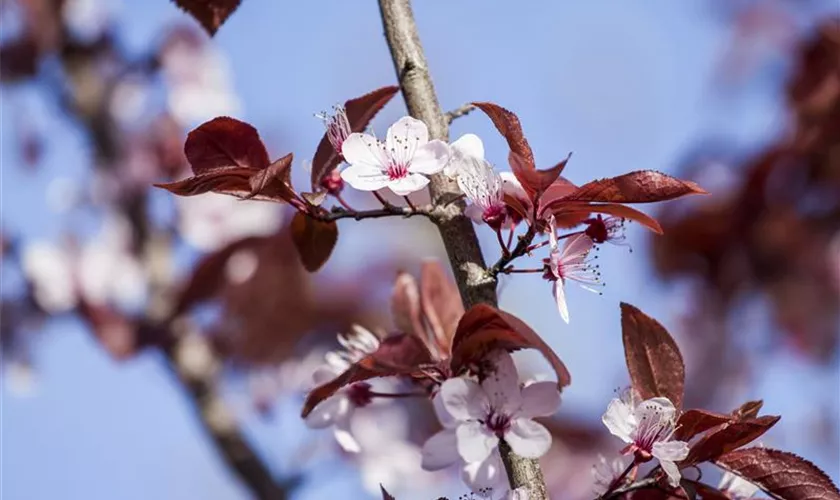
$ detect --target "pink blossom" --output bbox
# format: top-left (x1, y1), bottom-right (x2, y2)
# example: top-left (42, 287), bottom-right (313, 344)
top-left (584, 214), bottom-right (628, 247)
top-left (591, 454), bottom-right (632, 496)
top-left (316, 105), bottom-right (352, 155)
top-left (421, 351), bottom-right (559, 495)
top-left (340, 116), bottom-right (450, 195)
top-left (542, 217), bottom-right (601, 323)
top-left (444, 133), bottom-right (485, 177)
top-left (305, 326), bottom-right (381, 453)
top-left (458, 157), bottom-right (508, 229)
top-left (601, 390), bottom-right (689, 486)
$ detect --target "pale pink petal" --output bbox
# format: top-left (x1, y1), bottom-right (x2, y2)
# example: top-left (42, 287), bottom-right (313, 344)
top-left (433, 391), bottom-right (458, 429)
top-left (482, 350), bottom-right (522, 413)
top-left (464, 203), bottom-right (485, 224)
top-left (652, 440), bottom-right (689, 463)
top-left (561, 233), bottom-right (594, 263)
top-left (552, 280), bottom-right (570, 324)
top-left (634, 397), bottom-right (677, 424)
top-left (719, 471), bottom-right (760, 499)
top-left (658, 458), bottom-right (682, 487)
top-left (420, 428), bottom-right (459, 471)
top-left (341, 133), bottom-right (387, 169)
top-left (518, 381), bottom-right (561, 418)
top-left (409, 139), bottom-right (450, 175)
top-left (333, 413), bottom-right (361, 453)
top-left (451, 133), bottom-right (485, 160)
top-left (439, 377), bottom-right (488, 421)
top-left (340, 165), bottom-right (391, 192)
top-left (500, 172), bottom-right (527, 201)
top-left (312, 366), bottom-right (338, 385)
top-left (601, 397), bottom-right (636, 443)
top-left (388, 173), bottom-right (430, 196)
top-left (386, 116), bottom-right (429, 151)
top-left (305, 393), bottom-right (350, 429)
top-left (462, 449), bottom-right (507, 492)
top-left (504, 419), bottom-right (551, 459)
top-left (456, 420), bottom-right (499, 463)
top-left (548, 216), bottom-right (559, 250)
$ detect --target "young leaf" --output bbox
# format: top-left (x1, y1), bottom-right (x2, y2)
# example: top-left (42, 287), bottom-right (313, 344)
top-left (419, 260), bottom-right (464, 352)
top-left (716, 448), bottom-right (840, 500)
top-left (683, 416), bottom-right (781, 465)
top-left (449, 304), bottom-right (571, 388)
top-left (560, 171), bottom-right (707, 204)
top-left (247, 153), bottom-right (295, 201)
top-left (172, 0), bottom-right (242, 36)
top-left (290, 212), bottom-right (338, 272)
top-left (542, 202), bottom-right (664, 234)
top-left (471, 102), bottom-right (535, 169)
top-left (675, 409), bottom-right (734, 441)
top-left (380, 485), bottom-right (397, 500)
top-left (620, 303), bottom-right (685, 409)
top-left (310, 85), bottom-right (400, 189)
top-left (300, 333), bottom-right (433, 417)
top-left (732, 400), bottom-right (764, 420)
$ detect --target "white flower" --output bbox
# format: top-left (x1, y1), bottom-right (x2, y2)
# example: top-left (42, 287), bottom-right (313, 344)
top-left (421, 351), bottom-right (559, 494)
top-left (305, 326), bottom-right (381, 453)
top-left (22, 242), bottom-right (77, 313)
top-left (177, 193), bottom-right (281, 252)
top-left (340, 116), bottom-right (450, 195)
top-left (544, 216), bottom-right (600, 323)
top-left (719, 471), bottom-right (760, 500)
top-left (591, 454), bottom-right (632, 496)
top-left (458, 157), bottom-right (508, 229)
top-left (601, 391), bottom-right (689, 487)
top-left (444, 133), bottom-right (485, 177)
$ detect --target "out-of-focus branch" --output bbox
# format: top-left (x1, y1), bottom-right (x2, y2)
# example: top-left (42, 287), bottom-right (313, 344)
top-left (444, 103), bottom-right (476, 123)
top-left (599, 478), bottom-right (659, 500)
top-left (376, 0), bottom-right (547, 497)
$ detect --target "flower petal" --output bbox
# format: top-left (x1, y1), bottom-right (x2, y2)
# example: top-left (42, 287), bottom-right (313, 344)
top-left (388, 173), bottom-right (430, 196)
top-left (601, 397), bottom-right (636, 443)
top-left (634, 397), bottom-right (677, 425)
top-left (462, 449), bottom-right (507, 493)
top-left (305, 393), bottom-right (350, 429)
top-left (410, 139), bottom-right (450, 175)
top-left (452, 133), bottom-right (485, 160)
top-left (552, 280), bottom-right (570, 324)
top-left (482, 350), bottom-right (523, 414)
top-left (519, 381), bottom-right (561, 418)
top-left (333, 414), bottom-right (361, 453)
top-left (341, 133), bottom-right (387, 169)
top-left (652, 440), bottom-right (689, 462)
top-left (464, 203), bottom-right (485, 224)
top-left (340, 165), bottom-right (391, 192)
top-left (456, 420), bottom-right (499, 463)
top-left (432, 390), bottom-right (458, 429)
top-left (505, 419), bottom-right (552, 459)
top-left (421, 428), bottom-right (460, 471)
top-left (387, 116), bottom-right (429, 150)
top-left (658, 458), bottom-right (682, 487)
top-left (439, 377), bottom-right (488, 421)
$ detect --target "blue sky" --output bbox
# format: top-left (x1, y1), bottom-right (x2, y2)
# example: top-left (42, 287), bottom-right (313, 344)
top-left (2, 1), bottom-right (838, 499)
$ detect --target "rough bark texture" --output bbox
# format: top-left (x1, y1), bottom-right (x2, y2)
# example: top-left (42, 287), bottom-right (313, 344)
top-left (377, 0), bottom-right (548, 497)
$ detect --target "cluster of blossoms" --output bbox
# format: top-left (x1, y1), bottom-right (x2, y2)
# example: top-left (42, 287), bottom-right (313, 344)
top-left (316, 107), bottom-right (621, 323)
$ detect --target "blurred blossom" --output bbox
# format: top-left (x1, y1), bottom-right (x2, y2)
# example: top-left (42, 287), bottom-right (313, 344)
top-left (177, 194), bottom-right (282, 252)
top-left (62, 0), bottom-right (116, 43)
top-left (109, 77), bottom-right (152, 127)
top-left (591, 454), bottom-right (631, 496)
top-left (719, 471), bottom-right (760, 500)
top-left (78, 216), bottom-right (146, 310)
top-left (22, 241), bottom-right (77, 313)
top-left (225, 249), bottom-right (259, 285)
top-left (46, 177), bottom-right (83, 214)
top-left (160, 28), bottom-right (240, 125)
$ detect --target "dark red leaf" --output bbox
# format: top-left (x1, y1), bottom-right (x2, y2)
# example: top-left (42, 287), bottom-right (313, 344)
top-left (559, 171), bottom-right (707, 204)
top-left (290, 212), bottom-right (338, 272)
top-left (301, 333), bottom-right (434, 417)
top-left (172, 0), bottom-right (241, 36)
top-left (185, 116), bottom-right (269, 173)
top-left (732, 400), bottom-right (764, 420)
top-left (508, 152), bottom-right (571, 201)
top-left (380, 485), bottom-right (397, 500)
top-left (450, 305), bottom-right (571, 388)
top-left (675, 409), bottom-right (734, 441)
top-left (419, 261), bottom-right (464, 353)
top-left (310, 85), bottom-right (400, 189)
top-left (716, 448), bottom-right (840, 500)
top-left (471, 102), bottom-right (535, 169)
top-left (247, 153), bottom-right (296, 202)
top-left (683, 416), bottom-right (781, 466)
top-left (620, 303), bottom-right (685, 409)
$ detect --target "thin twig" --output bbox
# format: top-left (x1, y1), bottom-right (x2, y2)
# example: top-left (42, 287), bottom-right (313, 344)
top-left (488, 226), bottom-right (537, 277)
top-left (312, 205), bottom-right (432, 222)
top-left (599, 478), bottom-right (660, 500)
top-left (445, 103), bottom-right (476, 123)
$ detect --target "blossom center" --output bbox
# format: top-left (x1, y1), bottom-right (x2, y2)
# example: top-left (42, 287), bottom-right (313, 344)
top-left (484, 410), bottom-right (511, 437)
top-left (387, 161), bottom-right (409, 180)
top-left (482, 204), bottom-right (506, 229)
top-left (347, 382), bottom-right (374, 407)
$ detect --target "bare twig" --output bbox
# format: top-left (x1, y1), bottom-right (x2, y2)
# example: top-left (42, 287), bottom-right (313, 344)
top-left (599, 478), bottom-right (660, 500)
top-left (488, 226), bottom-right (538, 277)
top-left (377, 0), bottom-right (548, 496)
top-left (445, 103), bottom-right (476, 123)
top-left (312, 205), bottom-right (432, 222)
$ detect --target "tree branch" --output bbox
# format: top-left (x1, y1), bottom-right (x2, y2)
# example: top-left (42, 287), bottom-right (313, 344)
top-left (376, 0), bottom-right (547, 497)
top-left (312, 205), bottom-right (432, 222)
top-left (599, 478), bottom-right (660, 500)
top-left (445, 103), bottom-right (476, 123)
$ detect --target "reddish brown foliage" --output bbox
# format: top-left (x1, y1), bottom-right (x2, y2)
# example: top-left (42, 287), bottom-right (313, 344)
top-left (620, 303), bottom-right (686, 410)
top-left (172, 0), bottom-right (242, 36)
top-left (683, 415), bottom-right (780, 466)
top-left (290, 212), bottom-right (339, 272)
top-left (716, 448), bottom-right (840, 500)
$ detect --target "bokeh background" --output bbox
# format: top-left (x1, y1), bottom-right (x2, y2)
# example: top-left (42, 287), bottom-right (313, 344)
top-left (1, 1), bottom-right (838, 499)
